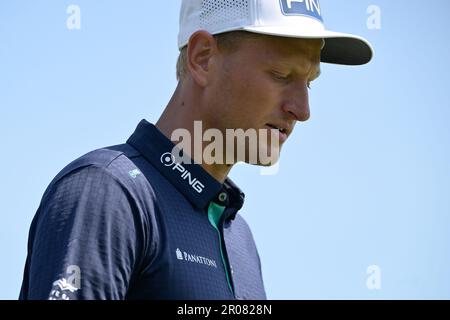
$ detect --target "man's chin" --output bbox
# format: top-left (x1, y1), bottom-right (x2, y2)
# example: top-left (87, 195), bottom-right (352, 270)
top-left (249, 159), bottom-right (280, 167)
top-left (243, 148), bottom-right (281, 167)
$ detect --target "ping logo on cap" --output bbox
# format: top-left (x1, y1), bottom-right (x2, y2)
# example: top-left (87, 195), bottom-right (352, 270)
top-left (280, 0), bottom-right (323, 22)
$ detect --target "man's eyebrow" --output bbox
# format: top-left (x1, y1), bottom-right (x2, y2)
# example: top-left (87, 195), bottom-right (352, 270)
top-left (269, 61), bottom-right (321, 81)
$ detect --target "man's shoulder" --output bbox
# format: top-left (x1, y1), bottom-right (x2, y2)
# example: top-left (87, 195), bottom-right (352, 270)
top-left (47, 144), bottom-right (145, 194)
top-left (73, 143), bottom-right (140, 169)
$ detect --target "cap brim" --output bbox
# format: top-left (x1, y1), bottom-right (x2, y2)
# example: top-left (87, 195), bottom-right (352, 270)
top-left (242, 26), bottom-right (373, 66)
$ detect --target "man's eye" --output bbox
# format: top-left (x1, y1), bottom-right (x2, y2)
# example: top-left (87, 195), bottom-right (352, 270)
top-left (272, 72), bottom-right (290, 82)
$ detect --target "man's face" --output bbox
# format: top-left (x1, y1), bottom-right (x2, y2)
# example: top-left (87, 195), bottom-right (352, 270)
top-left (204, 34), bottom-right (323, 165)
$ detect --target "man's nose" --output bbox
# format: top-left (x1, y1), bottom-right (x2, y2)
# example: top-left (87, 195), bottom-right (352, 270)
top-left (282, 83), bottom-right (310, 122)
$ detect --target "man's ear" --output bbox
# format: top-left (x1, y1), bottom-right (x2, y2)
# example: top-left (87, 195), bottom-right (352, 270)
top-left (187, 31), bottom-right (218, 87)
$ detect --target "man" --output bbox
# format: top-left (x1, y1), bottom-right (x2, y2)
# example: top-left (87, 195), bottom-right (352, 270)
top-left (20, 0), bottom-right (372, 300)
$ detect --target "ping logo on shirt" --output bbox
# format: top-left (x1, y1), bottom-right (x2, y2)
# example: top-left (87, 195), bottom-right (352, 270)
top-left (279, 0), bottom-right (323, 22)
top-left (160, 152), bottom-right (205, 194)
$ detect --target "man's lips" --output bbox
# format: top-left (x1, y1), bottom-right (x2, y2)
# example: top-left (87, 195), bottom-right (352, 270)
top-left (265, 124), bottom-right (288, 143)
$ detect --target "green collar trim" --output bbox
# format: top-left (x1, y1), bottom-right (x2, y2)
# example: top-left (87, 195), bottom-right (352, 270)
top-left (207, 201), bottom-right (233, 295)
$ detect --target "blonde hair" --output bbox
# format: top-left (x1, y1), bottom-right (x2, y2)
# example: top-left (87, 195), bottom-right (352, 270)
top-left (176, 31), bottom-right (259, 81)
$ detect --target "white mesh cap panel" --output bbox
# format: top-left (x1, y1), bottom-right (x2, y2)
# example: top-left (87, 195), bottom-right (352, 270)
top-left (178, 0), bottom-right (373, 64)
top-left (200, 0), bottom-right (251, 33)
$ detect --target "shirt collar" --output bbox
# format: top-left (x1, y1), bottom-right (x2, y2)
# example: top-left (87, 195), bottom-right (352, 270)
top-left (126, 120), bottom-right (245, 217)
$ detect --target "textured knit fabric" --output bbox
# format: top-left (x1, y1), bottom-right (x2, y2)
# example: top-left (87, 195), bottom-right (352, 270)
top-left (19, 119), bottom-right (266, 300)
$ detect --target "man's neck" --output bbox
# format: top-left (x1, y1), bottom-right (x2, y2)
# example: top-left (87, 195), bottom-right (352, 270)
top-left (155, 83), bottom-right (233, 184)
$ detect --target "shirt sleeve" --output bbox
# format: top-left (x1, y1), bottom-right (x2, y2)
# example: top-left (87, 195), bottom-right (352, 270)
top-left (20, 165), bottom-right (148, 300)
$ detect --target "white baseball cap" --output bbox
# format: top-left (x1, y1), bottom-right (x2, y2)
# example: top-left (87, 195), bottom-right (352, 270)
top-left (178, 0), bottom-right (373, 65)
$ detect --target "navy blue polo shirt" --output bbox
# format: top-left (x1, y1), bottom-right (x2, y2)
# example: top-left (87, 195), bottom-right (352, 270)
top-left (19, 120), bottom-right (266, 300)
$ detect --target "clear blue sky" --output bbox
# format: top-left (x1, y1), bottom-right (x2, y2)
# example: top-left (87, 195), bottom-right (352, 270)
top-left (1, 0), bottom-right (449, 300)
